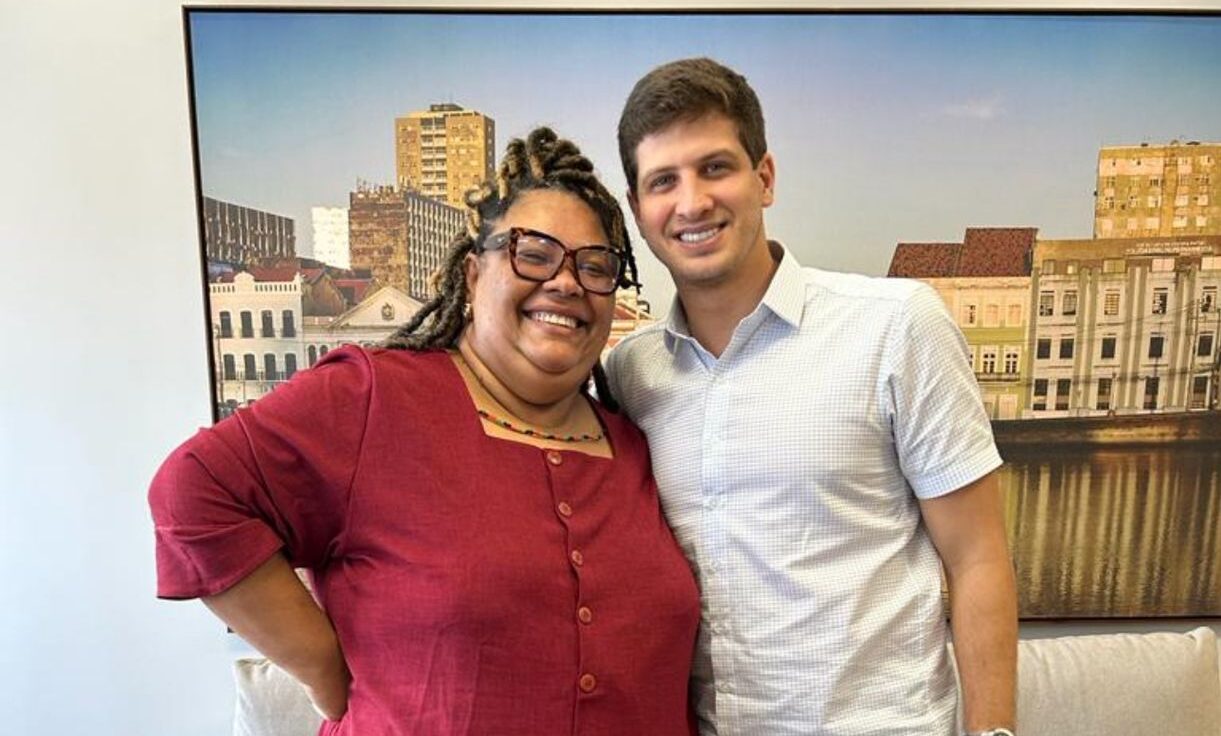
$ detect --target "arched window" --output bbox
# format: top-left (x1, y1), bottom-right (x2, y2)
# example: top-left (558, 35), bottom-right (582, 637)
top-left (240, 311), bottom-right (254, 338)
top-left (242, 353), bottom-right (257, 380)
top-left (285, 353), bottom-right (298, 379)
top-left (261, 310), bottom-right (275, 338)
top-left (218, 311), bottom-right (233, 338)
top-left (319, 345), bottom-right (329, 357)
top-left (281, 310), bottom-right (296, 338)
top-left (221, 354), bottom-right (236, 381)
top-left (307, 345), bottom-right (318, 366)
top-left (264, 353), bottom-right (278, 381)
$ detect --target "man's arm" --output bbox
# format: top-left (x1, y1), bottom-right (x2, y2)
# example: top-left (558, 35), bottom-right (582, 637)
top-left (918, 469), bottom-right (1017, 734)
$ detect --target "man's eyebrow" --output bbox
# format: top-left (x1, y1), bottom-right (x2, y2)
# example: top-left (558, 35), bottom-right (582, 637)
top-left (640, 149), bottom-right (739, 181)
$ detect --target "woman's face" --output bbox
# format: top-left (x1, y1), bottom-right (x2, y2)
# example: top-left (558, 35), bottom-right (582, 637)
top-left (463, 188), bottom-right (617, 403)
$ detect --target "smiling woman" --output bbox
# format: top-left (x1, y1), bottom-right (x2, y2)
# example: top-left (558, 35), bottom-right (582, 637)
top-left (148, 128), bottom-right (700, 735)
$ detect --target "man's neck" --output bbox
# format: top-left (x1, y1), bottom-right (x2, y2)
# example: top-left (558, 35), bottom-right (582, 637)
top-left (677, 242), bottom-right (781, 358)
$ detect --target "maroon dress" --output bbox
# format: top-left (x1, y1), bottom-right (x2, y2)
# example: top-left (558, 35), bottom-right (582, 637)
top-left (150, 347), bottom-right (699, 736)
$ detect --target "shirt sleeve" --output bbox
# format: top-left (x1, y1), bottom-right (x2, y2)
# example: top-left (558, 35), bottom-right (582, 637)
top-left (148, 346), bottom-right (373, 599)
top-left (885, 284), bottom-right (1003, 499)
top-left (602, 344), bottom-right (626, 418)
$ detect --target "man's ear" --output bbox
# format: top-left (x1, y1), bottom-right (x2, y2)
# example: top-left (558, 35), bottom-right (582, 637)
top-left (757, 152), bottom-right (776, 209)
top-left (626, 188), bottom-right (641, 223)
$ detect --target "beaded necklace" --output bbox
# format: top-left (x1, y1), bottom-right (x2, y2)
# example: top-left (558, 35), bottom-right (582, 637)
top-left (456, 352), bottom-right (605, 444)
top-left (475, 407), bottom-right (605, 443)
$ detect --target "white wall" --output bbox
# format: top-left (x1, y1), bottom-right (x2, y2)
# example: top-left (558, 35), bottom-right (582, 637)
top-left (1, 1), bottom-right (1217, 734)
top-left (1, 1), bottom-right (236, 733)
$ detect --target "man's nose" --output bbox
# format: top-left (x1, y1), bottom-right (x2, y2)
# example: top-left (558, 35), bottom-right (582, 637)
top-left (675, 178), bottom-right (713, 219)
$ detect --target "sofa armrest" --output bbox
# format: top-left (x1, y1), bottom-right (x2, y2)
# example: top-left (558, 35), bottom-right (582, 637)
top-left (1011, 627), bottom-right (1220, 736)
top-left (232, 657), bottom-right (323, 736)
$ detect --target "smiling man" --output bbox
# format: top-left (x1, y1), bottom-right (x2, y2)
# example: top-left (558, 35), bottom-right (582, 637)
top-left (605, 58), bottom-right (1018, 736)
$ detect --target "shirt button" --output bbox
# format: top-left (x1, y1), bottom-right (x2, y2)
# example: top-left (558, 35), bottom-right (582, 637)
top-left (546, 450), bottom-right (563, 466)
top-left (557, 501), bottom-right (573, 517)
top-left (578, 673), bottom-right (597, 693)
top-left (577, 606), bottom-right (593, 624)
top-left (570, 549), bottom-right (584, 567)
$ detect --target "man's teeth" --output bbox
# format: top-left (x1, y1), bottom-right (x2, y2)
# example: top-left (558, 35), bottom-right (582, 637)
top-left (532, 312), bottom-right (579, 328)
top-left (679, 227), bottom-right (719, 244)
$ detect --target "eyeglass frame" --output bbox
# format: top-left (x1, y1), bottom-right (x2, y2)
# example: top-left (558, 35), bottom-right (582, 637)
top-left (480, 226), bottom-right (627, 295)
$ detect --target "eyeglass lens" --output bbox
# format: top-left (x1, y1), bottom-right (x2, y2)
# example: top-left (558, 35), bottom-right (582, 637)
top-left (513, 232), bottom-right (621, 294)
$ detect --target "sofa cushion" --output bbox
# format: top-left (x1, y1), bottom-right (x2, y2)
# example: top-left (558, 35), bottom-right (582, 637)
top-left (1015, 626), bottom-right (1220, 736)
top-left (232, 657), bottom-right (322, 736)
top-left (235, 629), bottom-right (1221, 736)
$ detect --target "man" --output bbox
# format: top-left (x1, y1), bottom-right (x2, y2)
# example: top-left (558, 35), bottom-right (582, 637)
top-left (605, 57), bottom-right (1018, 736)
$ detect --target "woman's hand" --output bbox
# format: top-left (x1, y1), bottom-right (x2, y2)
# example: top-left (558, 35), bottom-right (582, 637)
top-left (202, 555), bottom-right (353, 721)
top-left (302, 658), bottom-right (352, 721)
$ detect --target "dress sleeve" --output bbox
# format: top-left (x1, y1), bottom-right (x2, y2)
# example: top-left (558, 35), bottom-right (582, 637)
top-left (148, 346), bottom-right (373, 599)
top-left (885, 284), bottom-right (1003, 499)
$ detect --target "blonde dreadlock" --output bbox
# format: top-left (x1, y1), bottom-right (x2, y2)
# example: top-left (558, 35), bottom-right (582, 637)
top-left (383, 127), bottom-right (639, 410)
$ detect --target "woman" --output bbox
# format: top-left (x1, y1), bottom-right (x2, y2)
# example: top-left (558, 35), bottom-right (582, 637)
top-left (149, 128), bottom-right (699, 735)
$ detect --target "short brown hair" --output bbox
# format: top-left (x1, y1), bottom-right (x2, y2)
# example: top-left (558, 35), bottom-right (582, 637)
top-left (618, 57), bottom-right (767, 193)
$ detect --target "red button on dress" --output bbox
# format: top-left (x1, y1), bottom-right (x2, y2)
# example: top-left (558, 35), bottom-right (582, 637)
top-left (546, 450), bottom-right (563, 466)
top-left (557, 501), bottom-right (573, 517)
top-left (570, 549), bottom-right (584, 566)
top-left (579, 673), bottom-right (597, 693)
top-left (577, 606), bottom-right (593, 624)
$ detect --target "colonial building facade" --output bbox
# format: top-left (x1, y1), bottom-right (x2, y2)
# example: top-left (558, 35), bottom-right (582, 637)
top-left (890, 228), bottom-right (1036, 420)
top-left (1027, 235), bottom-right (1221, 416)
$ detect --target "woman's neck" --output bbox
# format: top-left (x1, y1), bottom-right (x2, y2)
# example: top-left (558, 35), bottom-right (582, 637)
top-left (455, 340), bottom-right (584, 430)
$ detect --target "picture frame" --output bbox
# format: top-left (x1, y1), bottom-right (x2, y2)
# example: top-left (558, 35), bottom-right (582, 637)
top-left (184, 4), bottom-right (1221, 618)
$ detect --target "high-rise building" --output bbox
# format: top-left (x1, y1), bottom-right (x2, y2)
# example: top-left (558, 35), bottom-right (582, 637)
top-left (348, 183), bottom-right (465, 299)
top-left (395, 103), bottom-right (495, 208)
top-left (202, 196), bottom-right (295, 266)
top-left (404, 194), bottom-right (466, 302)
top-left (311, 206), bottom-right (350, 269)
top-left (1094, 141), bottom-right (1220, 239)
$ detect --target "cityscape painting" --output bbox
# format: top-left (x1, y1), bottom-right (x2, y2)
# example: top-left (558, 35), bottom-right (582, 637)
top-left (186, 9), bottom-right (1221, 618)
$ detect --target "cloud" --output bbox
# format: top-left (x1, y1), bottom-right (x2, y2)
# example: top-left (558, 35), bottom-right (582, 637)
top-left (939, 95), bottom-right (1005, 121)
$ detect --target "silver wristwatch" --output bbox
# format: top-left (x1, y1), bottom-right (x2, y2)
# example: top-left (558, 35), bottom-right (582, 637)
top-left (968, 729), bottom-right (1015, 736)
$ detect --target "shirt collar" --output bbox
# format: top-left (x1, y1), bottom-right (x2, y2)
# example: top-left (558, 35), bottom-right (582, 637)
top-left (662, 241), bottom-right (806, 348)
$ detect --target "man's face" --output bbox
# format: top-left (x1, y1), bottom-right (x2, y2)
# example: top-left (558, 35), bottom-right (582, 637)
top-left (628, 112), bottom-right (775, 292)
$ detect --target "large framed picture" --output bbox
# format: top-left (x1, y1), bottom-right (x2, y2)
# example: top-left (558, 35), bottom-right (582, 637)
top-left (185, 7), bottom-right (1221, 618)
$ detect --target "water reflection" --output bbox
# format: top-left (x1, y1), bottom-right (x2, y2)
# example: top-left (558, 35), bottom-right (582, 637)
top-left (998, 445), bottom-right (1221, 619)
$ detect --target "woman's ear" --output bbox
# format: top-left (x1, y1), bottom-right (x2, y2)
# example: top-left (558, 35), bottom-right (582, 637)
top-left (463, 252), bottom-right (480, 297)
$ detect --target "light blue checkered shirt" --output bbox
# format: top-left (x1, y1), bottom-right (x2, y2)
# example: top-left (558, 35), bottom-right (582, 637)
top-left (605, 244), bottom-right (1002, 736)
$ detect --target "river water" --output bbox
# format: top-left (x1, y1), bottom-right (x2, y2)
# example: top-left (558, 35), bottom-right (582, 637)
top-left (998, 445), bottom-right (1221, 618)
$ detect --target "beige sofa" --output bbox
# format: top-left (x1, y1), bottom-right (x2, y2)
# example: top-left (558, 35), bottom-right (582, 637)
top-left (233, 627), bottom-right (1221, 736)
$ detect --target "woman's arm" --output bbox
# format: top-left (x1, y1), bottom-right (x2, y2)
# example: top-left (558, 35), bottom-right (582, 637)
top-left (204, 553), bottom-right (350, 720)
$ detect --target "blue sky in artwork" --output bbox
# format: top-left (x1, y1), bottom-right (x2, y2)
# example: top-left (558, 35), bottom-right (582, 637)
top-left (188, 11), bottom-right (1221, 308)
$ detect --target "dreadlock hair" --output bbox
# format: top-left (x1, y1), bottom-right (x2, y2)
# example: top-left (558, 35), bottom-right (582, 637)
top-left (383, 126), bottom-right (638, 411)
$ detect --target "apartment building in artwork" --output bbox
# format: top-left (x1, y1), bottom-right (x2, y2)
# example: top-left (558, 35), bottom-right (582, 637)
top-left (348, 183), bottom-right (465, 300)
top-left (404, 194), bottom-right (466, 302)
top-left (202, 196), bottom-right (296, 266)
top-left (889, 228), bottom-right (1036, 419)
top-left (1094, 141), bottom-right (1221, 239)
top-left (1027, 235), bottom-right (1221, 417)
top-left (311, 206), bottom-right (350, 269)
top-left (395, 103), bottom-right (495, 208)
